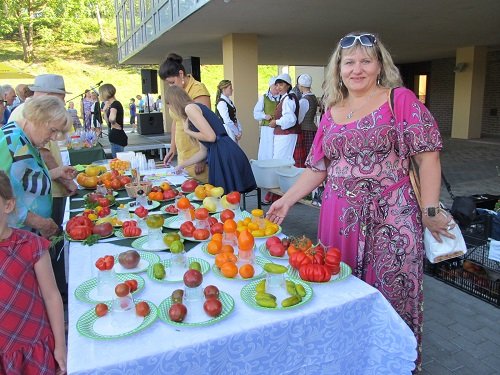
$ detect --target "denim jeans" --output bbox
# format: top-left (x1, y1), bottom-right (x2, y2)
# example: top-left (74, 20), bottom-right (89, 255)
top-left (111, 143), bottom-right (125, 158)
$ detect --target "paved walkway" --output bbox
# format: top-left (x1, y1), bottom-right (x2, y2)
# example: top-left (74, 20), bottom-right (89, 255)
top-left (244, 137), bottom-right (500, 374)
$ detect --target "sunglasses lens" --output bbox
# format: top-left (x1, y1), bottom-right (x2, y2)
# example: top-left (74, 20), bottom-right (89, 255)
top-left (359, 34), bottom-right (375, 46)
top-left (340, 36), bottom-right (356, 48)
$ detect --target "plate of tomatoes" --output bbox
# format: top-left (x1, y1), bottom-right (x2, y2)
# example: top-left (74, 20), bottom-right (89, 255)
top-left (157, 291), bottom-right (234, 327)
top-left (286, 262), bottom-right (352, 284)
top-left (76, 299), bottom-right (158, 340)
top-left (75, 273), bottom-right (145, 304)
top-left (147, 257), bottom-right (210, 283)
top-left (211, 256), bottom-right (267, 282)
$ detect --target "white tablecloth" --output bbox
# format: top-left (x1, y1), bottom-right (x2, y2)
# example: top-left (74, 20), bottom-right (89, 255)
top-left (67, 237), bottom-right (417, 374)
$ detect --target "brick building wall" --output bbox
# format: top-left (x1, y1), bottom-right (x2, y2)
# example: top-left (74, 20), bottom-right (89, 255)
top-left (428, 58), bottom-right (455, 136)
top-left (482, 50), bottom-right (500, 137)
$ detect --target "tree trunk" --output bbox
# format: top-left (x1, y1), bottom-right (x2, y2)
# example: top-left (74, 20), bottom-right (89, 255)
top-left (17, 20), bottom-right (31, 63)
top-left (26, 7), bottom-right (35, 61)
top-left (96, 4), bottom-right (105, 45)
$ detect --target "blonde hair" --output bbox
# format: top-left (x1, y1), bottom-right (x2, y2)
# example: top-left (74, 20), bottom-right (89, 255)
top-left (323, 31), bottom-right (403, 109)
top-left (22, 96), bottom-right (72, 133)
top-left (165, 85), bottom-right (193, 120)
top-left (99, 84), bottom-right (116, 101)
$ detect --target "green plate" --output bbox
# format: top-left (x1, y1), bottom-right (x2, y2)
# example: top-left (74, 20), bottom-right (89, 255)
top-left (257, 242), bottom-right (289, 260)
top-left (114, 228), bottom-right (144, 239)
top-left (240, 278), bottom-right (313, 311)
top-left (74, 273), bottom-right (145, 304)
top-left (82, 191), bottom-right (118, 199)
top-left (131, 236), bottom-right (168, 252)
top-left (73, 164), bottom-right (87, 172)
top-left (158, 291), bottom-right (234, 327)
top-left (76, 299), bottom-right (158, 340)
top-left (163, 216), bottom-right (185, 229)
top-left (286, 262), bottom-right (352, 284)
top-left (64, 231), bottom-right (114, 242)
top-left (186, 192), bottom-right (203, 202)
top-left (253, 225), bottom-right (282, 239)
top-left (113, 251), bottom-right (160, 274)
top-left (126, 200), bottom-right (161, 212)
top-left (211, 256), bottom-right (267, 281)
top-left (147, 257), bottom-right (210, 283)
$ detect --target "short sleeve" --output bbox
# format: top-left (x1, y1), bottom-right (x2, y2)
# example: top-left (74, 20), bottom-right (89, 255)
top-left (393, 87), bottom-right (443, 158)
top-left (190, 81), bottom-right (210, 100)
top-left (305, 112), bottom-right (328, 171)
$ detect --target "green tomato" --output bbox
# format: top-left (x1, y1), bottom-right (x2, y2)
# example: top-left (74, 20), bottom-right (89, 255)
top-left (189, 261), bottom-right (201, 272)
top-left (163, 232), bottom-right (181, 247)
top-left (170, 240), bottom-right (184, 254)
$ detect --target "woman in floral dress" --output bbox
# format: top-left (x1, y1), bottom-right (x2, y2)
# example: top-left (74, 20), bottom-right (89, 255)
top-left (267, 32), bottom-right (456, 371)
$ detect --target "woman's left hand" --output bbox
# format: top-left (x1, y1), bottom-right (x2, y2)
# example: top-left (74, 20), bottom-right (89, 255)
top-left (51, 166), bottom-right (77, 180)
top-left (422, 210), bottom-right (456, 242)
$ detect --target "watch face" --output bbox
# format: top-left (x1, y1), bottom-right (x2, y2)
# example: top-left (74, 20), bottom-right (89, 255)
top-left (428, 207), bottom-right (437, 217)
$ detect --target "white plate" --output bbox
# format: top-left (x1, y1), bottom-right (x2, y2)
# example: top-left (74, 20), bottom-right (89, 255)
top-left (162, 216), bottom-right (188, 229)
top-left (131, 237), bottom-right (168, 252)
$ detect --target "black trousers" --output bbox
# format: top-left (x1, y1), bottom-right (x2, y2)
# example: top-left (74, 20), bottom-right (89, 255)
top-left (51, 196), bottom-right (68, 302)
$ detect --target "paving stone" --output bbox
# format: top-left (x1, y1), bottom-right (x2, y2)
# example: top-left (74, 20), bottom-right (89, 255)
top-left (475, 326), bottom-right (500, 346)
top-left (446, 325), bottom-right (487, 345)
top-left (421, 360), bottom-right (454, 375)
top-left (480, 352), bottom-right (500, 370)
top-left (453, 365), bottom-right (497, 375)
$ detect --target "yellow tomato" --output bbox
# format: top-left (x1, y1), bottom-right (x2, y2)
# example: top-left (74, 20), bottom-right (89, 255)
top-left (251, 230), bottom-right (265, 237)
top-left (88, 213), bottom-right (98, 221)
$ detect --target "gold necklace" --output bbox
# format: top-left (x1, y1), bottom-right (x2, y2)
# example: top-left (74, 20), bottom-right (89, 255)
top-left (345, 89), bottom-right (378, 119)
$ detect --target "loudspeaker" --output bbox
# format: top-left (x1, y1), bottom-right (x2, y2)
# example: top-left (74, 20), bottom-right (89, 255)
top-left (141, 69), bottom-right (158, 94)
top-left (137, 112), bottom-right (164, 135)
top-left (183, 57), bottom-right (201, 82)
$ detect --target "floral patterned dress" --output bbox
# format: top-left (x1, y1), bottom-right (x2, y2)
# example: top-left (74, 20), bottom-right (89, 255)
top-left (305, 87), bottom-right (442, 364)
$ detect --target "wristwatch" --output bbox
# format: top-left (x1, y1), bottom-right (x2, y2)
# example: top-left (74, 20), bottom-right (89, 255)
top-left (423, 206), bottom-right (441, 217)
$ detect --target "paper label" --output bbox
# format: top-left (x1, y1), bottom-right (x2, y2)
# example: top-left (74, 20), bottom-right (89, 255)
top-left (488, 239), bottom-right (500, 262)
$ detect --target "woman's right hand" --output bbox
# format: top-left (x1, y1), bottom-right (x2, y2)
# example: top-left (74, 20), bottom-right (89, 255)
top-left (39, 217), bottom-right (60, 239)
top-left (266, 198), bottom-right (291, 226)
top-left (164, 146), bottom-right (176, 166)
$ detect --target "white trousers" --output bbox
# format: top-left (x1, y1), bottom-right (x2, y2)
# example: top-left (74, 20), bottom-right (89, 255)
top-left (258, 126), bottom-right (275, 160)
top-left (272, 134), bottom-right (298, 160)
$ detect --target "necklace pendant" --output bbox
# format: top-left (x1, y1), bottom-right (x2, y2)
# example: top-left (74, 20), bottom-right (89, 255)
top-left (346, 111), bottom-right (354, 119)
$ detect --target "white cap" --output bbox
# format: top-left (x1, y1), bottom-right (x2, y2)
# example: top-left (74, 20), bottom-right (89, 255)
top-left (298, 74), bottom-right (312, 88)
top-left (274, 73), bottom-right (292, 86)
top-left (268, 76), bottom-right (277, 86)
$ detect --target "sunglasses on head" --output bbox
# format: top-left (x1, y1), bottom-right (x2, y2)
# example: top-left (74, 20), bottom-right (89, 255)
top-left (339, 34), bottom-right (377, 49)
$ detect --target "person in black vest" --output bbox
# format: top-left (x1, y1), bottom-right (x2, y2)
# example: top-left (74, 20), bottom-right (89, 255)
top-left (268, 73), bottom-right (300, 163)
top-left (215, 80), bottom-right (242, 143)
top-left (297, 74), bottom-right (319, 157)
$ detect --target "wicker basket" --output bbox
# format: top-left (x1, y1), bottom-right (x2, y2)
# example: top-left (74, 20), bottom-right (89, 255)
top-left (125, 181), bottom-right (152, 198)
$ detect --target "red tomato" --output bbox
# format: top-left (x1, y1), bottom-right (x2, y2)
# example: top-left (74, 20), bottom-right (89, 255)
top-left (289, 251), bottom-right (312, 270)
top-left (97, 197), bottom-right (110, 207)
top-left (66, 216), bottom-right (92, 232)
top-left (98, 206), bottom-right (111, 218)
top-left (220, 209), bottom-right (235, 223)
top-left (123, 226), bottom-right (142, 237)
top-left (193, 229), bottom-right (210, 240)
top-left (115, 283), bottom-right (130, 297)
top-left (124, 279), bottom-right (139, 293)
top-left (104, 255), bottom-right (115, 270)
top-left (69, 225), bottom-right (93, 240)
top-left (203, 298), bottom-right (223, 317)
top-left (135, 301), bottom-right (150, 317)
top-left (298, 264), bottom-right (331, 282)
top-left (226, 191), bottom-right (241, 205)
top-left (180, 221), bottom-right (196, 237)
top-left (325, 247), bottom-right (341, 264)
top-left (110, 178), bottom-right (122, 190)
top-left (95, 303), bottom-right (109, 317)
top-left (134, 206), bottom-right (149, 218)
top-left (210, 222), bottom-right (224, 235)
top-left (95, 258), bottom-right (106, 271)
top-left (119, 176), bottom-right (131, 185)
top-left (207, 216), bottom-right (218, 227)
top-left (194, 208), bottom-right (210, 220)
top-left (305, 245), bottom-right (325, 265)
top-left (122, 220), bottom-right (138, 228)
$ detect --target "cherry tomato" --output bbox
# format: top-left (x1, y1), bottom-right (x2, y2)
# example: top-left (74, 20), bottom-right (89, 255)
top-left (124, 279), bottom-right (139, 293)
top-left (115, 283), bottom-right (130, 297)
top-left (135, 301), bottom-right (150, 317)
top-left (95, 303), bottom-right (109, 317)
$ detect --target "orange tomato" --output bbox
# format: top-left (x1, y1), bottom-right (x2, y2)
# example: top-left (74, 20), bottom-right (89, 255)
top-left (148, 191), bottom-right (163, 201)
top-left (177, 197), bottom-right (191, 210)
top-left (220, 244), bottom-right (234, 254)
top-left (207, 240), bottom-right (222, 255)
top-left (239, 263), bottom-right (255, 279)
top-left (103, 179), bottom-right (113, 189)
top-left (223, 219), bottom-right (237, 234)
top-left (212, 233), bottom-right (223, 243)
top-left (287, 244), bottom-right (300, 257)
top-left (220, 262), bottom-right (238, 278)
top-left (237, 229), bottom-right (254, 251)
top-left (215, 252), bottom-right (237, 269)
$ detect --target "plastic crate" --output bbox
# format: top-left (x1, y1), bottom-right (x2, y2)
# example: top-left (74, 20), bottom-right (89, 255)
top-left (462, 212), bottom-right (492, 248)
top-left (425, 258), bottom-right (500, 307)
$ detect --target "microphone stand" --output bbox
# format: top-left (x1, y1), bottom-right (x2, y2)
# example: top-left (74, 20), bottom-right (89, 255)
top-left (65, 81), bottom-right (103, 133)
